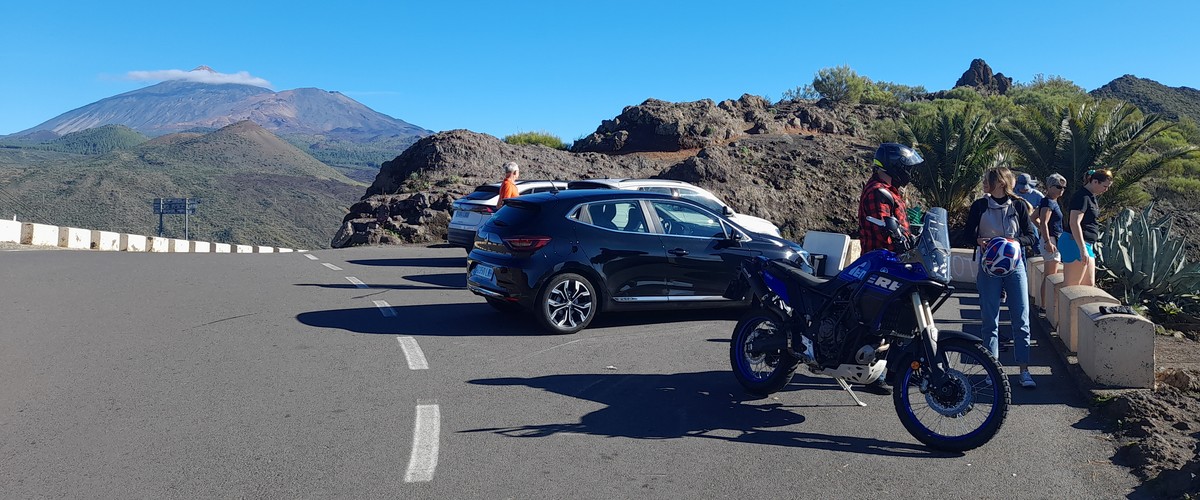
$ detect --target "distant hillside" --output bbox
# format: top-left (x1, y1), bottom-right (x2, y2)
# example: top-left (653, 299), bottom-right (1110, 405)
top-left (1091, 75), bottom-right (1200, 123)
top-left (5, 74), bottom-right (430, 176)
top-left (12, 79), bottom-right (429, 141)
top-left (0, 121), bottom-right (363, 249)
top-left (47, 125), bottom-right (149, 154)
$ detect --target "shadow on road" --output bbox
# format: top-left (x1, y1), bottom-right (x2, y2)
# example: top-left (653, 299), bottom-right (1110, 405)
top-left (465, 370), bottom-right (954, 458)
top-left (297, 303), bottom-right (743, 337)
top-left (345, 257), bottom-right (466, 268)
top-left (295, 273), bottom-right (466, 291)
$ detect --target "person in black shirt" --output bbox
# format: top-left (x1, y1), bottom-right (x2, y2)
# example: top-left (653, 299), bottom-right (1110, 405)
top-left (1036, 173), bottom-right (1067, 276)
top-left (1060, 169), bottom-right (1113, 286)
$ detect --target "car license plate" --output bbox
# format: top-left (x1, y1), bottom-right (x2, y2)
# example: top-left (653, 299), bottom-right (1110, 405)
top-left (471, 264), bottom-right (494, 281)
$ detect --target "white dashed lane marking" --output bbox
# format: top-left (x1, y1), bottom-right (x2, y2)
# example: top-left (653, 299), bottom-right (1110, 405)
top-left (304, 254), bottom-right (319, 261)
top-left (396, 337), bottom-right (429, 370)
top-left (373, 300), bottom-right (396, 317)
top-left (322, 263), bottom-right (343, 271)
top-left (405, 403), bottom-right (440, 483)
top-left (346, 277), bottom-right (368, 288)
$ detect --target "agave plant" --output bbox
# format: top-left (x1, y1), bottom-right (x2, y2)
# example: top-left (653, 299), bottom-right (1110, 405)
top-left (1096, 203), bottom-right (1200, 303)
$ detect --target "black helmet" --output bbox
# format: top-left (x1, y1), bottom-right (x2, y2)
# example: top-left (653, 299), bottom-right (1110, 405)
top-left (873, 143), bottom-right (923, 188)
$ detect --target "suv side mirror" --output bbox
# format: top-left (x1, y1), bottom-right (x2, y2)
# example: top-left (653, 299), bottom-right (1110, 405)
top-left (723, 206), bottom-right (734, 216)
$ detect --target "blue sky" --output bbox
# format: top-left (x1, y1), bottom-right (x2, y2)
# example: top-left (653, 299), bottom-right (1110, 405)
top-left (1, 0), bottom-right (1196, 142)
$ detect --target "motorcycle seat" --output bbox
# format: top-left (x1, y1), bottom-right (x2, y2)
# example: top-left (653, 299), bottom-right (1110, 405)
top-left (766, 259), bottom-right (842, 297)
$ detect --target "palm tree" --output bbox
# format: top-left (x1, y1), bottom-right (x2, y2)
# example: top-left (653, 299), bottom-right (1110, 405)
top-left (1060, 100), bottom-right (1197, 209)
top-left (998, 104), bottom-right (1064, 182)
top-left (898, 103), bottom-right (1001, 212)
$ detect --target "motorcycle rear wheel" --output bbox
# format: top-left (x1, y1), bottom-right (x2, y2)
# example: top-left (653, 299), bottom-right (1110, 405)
top-left (893, 338), bottom-right (1011, 452)
top-left (730, 307), bottom-right (798, 396)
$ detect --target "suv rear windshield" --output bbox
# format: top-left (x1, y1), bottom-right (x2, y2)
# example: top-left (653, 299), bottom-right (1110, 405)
top-left (488, 200), bottom-right (540, 227)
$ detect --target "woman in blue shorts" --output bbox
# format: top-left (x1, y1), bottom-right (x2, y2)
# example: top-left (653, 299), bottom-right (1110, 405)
top-left (1060, 169), bottom-right (1113, 286)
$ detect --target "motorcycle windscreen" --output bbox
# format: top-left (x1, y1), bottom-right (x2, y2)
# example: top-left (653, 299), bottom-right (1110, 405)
top-left (914, 207), bottom-right (951, 283)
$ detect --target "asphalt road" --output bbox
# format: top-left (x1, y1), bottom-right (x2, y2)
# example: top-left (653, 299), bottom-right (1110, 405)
top-left (0, 245), bottom-right (1139, 498)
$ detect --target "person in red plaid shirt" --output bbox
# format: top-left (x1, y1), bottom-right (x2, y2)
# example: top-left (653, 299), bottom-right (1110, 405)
top-left (853, 143), bottom-right (923, 395)
top-left (858, 143), bottom-right (923, 253)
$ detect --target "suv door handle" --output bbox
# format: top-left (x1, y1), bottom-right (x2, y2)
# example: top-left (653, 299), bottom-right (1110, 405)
top-left (668, 248), bottom-right (689, 256)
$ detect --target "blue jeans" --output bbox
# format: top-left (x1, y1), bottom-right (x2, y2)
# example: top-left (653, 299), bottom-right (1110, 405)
top-left (976, 262), bottom-right (1031, 365)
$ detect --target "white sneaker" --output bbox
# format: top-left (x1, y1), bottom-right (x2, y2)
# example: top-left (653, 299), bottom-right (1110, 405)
top-left (1020, 369), bottom-right (1036, 388)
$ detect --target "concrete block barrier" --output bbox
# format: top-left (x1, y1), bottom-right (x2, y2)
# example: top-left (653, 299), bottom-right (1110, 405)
top-left (58, 227), bottom-right (91, 249)
top-left (147, 237), bottom-right (170, 253)
top-left (91, 230), bottom-right (120, 251)
top-left (1026, 256), bottom-right (1044, 302)
top-left (1042, 273), bottom-right (1066, 330)
top-left (4, 218), bottom-right (293, 255)
top-left (21, 223), bottom-right (58, 246)
top-left (1076, 303), bottom-right (1155, 388)
top-left (0, 219), bottom-right (21, 243)
top-left (121, 234), bottom-right (147, 252)
top-left (950, 248), bottom-right (977, 284)
top-left (1056, 286), bottom-right (1120, 353)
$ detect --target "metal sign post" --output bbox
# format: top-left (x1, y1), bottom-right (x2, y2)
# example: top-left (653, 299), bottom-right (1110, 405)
top-left (152, 198), bottom-right (201, 239)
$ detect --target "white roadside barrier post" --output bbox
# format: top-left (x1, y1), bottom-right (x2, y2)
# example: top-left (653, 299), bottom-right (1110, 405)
top-left (1056, 286), bottom-right (1120, 354)
top-left (58, 227), bottom-right (91, 249)
top-left (1042, 273), bottom-right (1066, 330)
top-left (21, 223), bottom-right (58, 247)
top-left (91, 230), bottom-right (120, 251)
top-left (121, 234), bottom-right (148, 252)
top-left (147, 237), bottom-right (170, 253)
top-left (1026, 256), bottom-right (1044, 304)
top-left (1076, 303), bottom-right (1155, 388)
top-left (950, 248), bottom-right (977, 285)
top-left (0, 219), bottom-right (21, 243)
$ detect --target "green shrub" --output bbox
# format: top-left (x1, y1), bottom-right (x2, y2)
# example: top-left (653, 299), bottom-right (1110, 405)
top-left (504, 131), bottom-right (567, 150)
top-left (811, 65), bottom-right (867, 104)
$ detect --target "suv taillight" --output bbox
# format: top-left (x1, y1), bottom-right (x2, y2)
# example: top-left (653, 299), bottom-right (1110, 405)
top-left (469, 206), bottom-right (496, 214)
top-left (502, 236), bottom-right (551, 252)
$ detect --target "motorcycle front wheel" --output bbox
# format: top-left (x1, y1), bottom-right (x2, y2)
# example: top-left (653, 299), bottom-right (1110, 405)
top-left (729, 307), bottom-right (798, 396)
top-left (893, 338), bottom-right (1011, 452)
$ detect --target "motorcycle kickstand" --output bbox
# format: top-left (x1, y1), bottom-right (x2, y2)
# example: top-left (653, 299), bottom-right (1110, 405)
top-left (833, 377), bottom-right (867, 407)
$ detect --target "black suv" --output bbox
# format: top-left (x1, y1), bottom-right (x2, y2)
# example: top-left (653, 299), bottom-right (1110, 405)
top-left (466, 189), bottom-right (812, 334)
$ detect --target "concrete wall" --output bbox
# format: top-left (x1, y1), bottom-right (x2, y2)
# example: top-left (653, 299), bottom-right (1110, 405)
top-left (213, 243), bottom-right (232, 253)
top-left (192, 241), bottom-right (211, 253)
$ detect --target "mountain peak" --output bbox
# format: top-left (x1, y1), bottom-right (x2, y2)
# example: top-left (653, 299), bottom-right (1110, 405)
top-left (192, 65), bottom-right (216, 73)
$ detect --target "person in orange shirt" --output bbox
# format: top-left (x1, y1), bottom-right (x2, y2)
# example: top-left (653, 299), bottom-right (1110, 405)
top-left (498, 161), bottom-right (520, 207)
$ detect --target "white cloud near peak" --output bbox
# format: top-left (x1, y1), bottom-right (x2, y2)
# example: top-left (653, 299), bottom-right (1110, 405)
top-left (125, 68), bottom-right (272, 88)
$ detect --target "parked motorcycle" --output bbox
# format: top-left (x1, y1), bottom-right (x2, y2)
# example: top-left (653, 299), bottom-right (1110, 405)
top-left (724, 208), bottom-right (1010, 451)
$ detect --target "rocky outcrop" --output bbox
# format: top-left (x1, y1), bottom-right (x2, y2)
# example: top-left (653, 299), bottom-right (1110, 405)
top-left (334, 98), bottom-right (902, 247)
top-left (953, 58), bottom-right (1012, 95)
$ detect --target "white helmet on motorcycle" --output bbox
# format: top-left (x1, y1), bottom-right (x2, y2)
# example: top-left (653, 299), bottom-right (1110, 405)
top-left (982, 237), bottom-right (1022, 278)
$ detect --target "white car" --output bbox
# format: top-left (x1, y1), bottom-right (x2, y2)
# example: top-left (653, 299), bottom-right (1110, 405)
top-left (447, 180), bottom-right (570, 248)
top-left (566, 178), bottom-right (782, 237)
